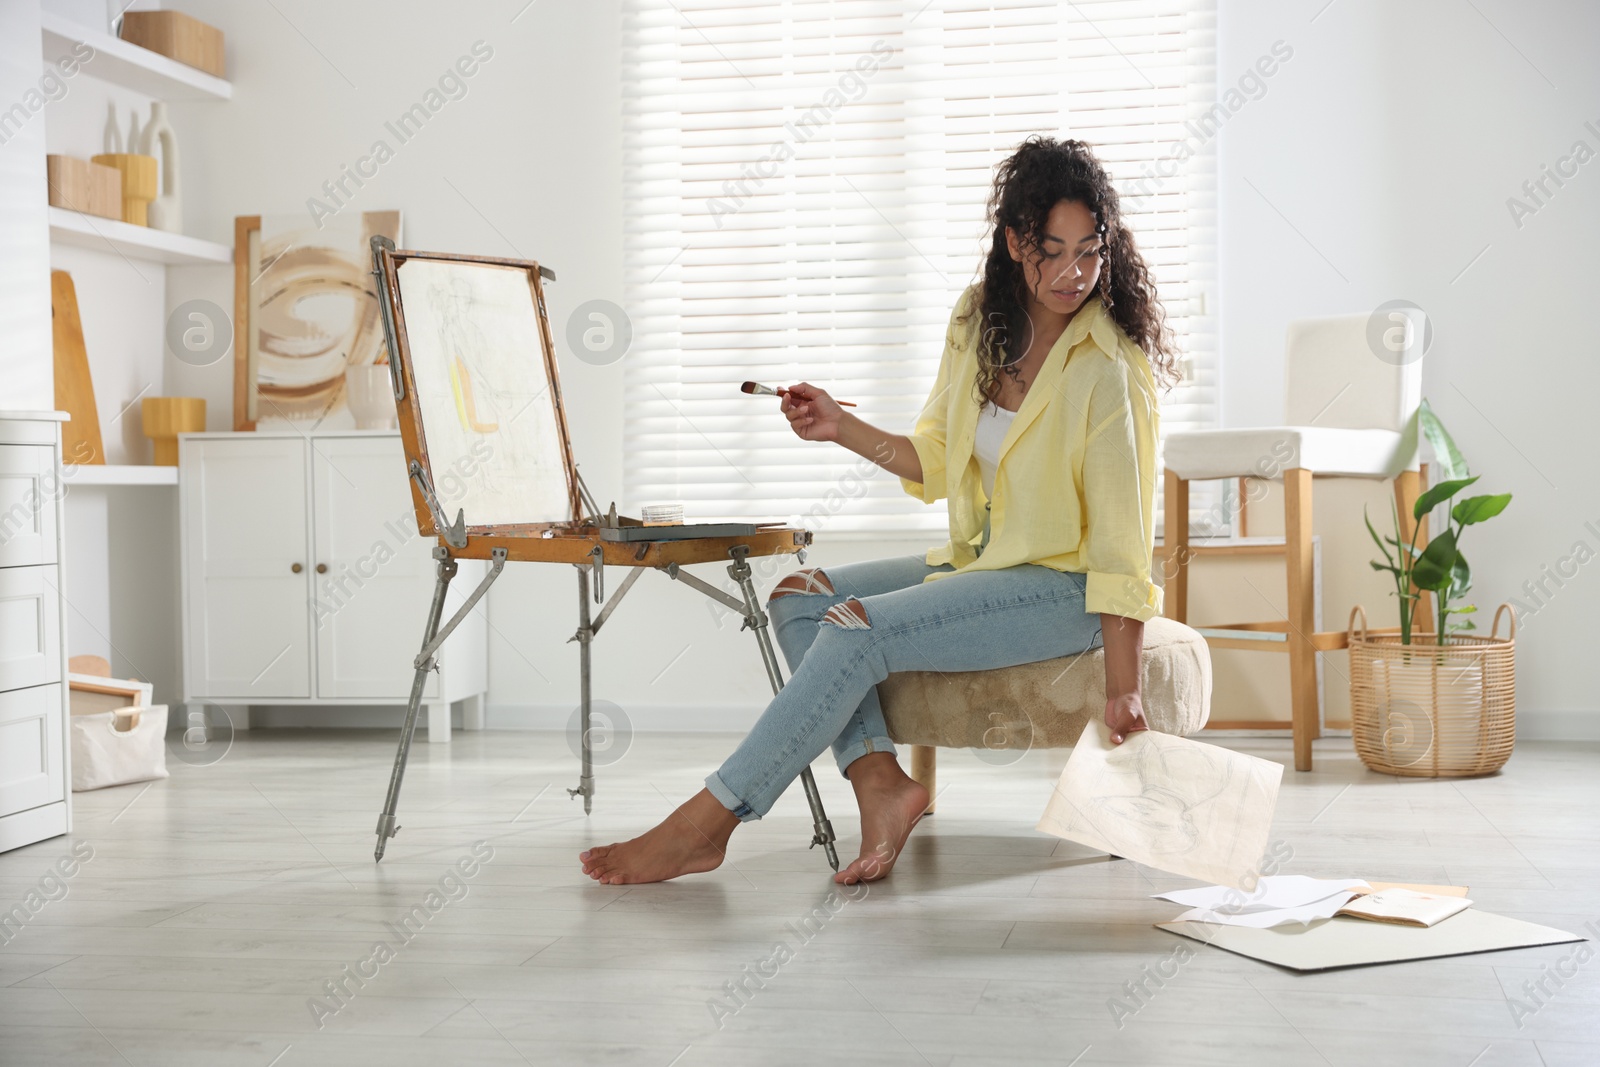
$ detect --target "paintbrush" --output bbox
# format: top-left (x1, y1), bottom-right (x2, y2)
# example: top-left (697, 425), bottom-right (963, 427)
top-left (740, 381), bottom-right (857, 407)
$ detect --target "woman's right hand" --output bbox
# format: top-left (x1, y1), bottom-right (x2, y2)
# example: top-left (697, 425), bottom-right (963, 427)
top-left (780, 381), bottom-right (846, 443)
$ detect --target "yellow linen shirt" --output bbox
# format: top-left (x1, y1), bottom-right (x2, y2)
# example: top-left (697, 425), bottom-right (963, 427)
top-left (898, 284), bottom-right (1163, 622)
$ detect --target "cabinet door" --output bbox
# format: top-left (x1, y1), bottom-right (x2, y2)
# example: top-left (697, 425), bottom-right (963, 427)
top-left (182, 437), bottom-right (311, 698)
top-left (0, 685), bottom-right (64, 819)
top-left (311, 436), bottom-right (439, 699)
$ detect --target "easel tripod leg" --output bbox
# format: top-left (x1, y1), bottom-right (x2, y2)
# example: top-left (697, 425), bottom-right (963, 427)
top-left (374, 552), bottom-right (458, 862)
top-left (796, 767), bottom-right (839, 873)
top-left (568, 563), bottom-right (594, 814)
top-left (726, 547), bottom-right (838, 872)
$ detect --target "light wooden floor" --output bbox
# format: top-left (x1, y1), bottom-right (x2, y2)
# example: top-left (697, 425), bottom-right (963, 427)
top-left (1, 729), bottom-right (1597, 1066)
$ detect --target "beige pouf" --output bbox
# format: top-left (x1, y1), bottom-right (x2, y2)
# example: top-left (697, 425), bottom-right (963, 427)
top-left (879, 617), bottom-right (1213, 808)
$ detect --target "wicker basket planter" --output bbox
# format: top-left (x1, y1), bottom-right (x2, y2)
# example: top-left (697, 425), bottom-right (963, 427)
top-left (1347, 604), bottom-right (1517, 777)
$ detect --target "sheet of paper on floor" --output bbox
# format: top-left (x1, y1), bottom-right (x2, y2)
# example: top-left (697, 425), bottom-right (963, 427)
top-left (1154, 875), bottom-right (1371, 912)
top-left (1173, 891), bottom-right (1362, 928)
top-left (1037, 720), bottom-right (1283, 889)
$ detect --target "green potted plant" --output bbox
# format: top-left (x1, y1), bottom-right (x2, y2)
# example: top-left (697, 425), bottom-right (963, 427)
top-left (1365, 398), bottom-right (1512, 643)
top-left (1349, 399), bottom-right (1519, 777)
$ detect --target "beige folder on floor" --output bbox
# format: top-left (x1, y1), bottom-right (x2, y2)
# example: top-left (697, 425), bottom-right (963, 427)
top-left (1160, 909), bottom-right (1585, 972)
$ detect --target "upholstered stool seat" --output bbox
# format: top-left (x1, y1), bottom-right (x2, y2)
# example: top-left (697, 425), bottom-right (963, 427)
top-left (879, 617), bottom-right (1212, 808)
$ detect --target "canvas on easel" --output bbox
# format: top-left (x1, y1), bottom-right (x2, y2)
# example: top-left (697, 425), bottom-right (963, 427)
top-left (371, 241), bottom-right (583, 547)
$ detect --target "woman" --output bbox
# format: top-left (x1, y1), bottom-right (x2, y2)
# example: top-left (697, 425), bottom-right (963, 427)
top-left (580, 135), bottom-right (1180, 887)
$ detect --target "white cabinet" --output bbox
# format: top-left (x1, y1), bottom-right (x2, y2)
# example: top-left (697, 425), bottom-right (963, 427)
top-left (0, 413), bottom-right (72, 854)
top-left (178, 431), bottom-right (487, 742)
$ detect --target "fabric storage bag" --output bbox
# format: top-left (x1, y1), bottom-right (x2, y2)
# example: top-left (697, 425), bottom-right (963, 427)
top-left (71, 705), bottom-right (170, 791)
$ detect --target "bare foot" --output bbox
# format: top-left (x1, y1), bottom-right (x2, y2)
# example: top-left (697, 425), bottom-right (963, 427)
top-left (579, 789), bottom-right (738, 885)
top-left (835, 753), bottom-right (930, 885)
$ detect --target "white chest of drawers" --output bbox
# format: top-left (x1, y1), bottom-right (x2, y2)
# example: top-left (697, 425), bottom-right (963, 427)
top-left (0, 411), bottom-right (72, 853)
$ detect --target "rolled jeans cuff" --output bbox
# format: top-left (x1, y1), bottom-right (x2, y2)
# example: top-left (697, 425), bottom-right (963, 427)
top-left (705, 770), bottom-right (762, 823)
top-left (835, 735), bottom-right (898, 779)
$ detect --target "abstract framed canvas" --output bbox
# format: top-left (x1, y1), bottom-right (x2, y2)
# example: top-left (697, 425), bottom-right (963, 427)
top-left (232, 210), bottom-right (402, 431)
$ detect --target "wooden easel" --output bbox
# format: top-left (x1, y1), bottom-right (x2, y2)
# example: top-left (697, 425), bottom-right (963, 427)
top-left (367, 238), bottom-right (837, 868)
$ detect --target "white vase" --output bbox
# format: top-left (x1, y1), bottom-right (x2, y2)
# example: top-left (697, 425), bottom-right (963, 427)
top-left (103, 101), bottom-right (122, 153)
top-left (345, 365), bottom-right (398, 430)
top-left (139, 103), bottom-right (183, 233)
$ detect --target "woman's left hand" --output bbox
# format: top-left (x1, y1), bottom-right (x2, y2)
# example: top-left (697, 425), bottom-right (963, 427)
top-left (1104, 692), bottom-right (1148, 745)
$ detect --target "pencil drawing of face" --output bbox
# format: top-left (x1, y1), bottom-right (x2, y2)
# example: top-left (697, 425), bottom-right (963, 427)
top-left (431, 275), bottom-right (485, 363)
top-left (1038, 722), bottom-right (1284, 890)
top-left (1082, 738), bottom-right (1236, 857)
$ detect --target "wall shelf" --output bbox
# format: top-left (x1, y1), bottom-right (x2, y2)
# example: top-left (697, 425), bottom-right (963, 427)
top-left (49, 207), bottom-right (231, 266)
top-left (41, 12), bottom-right (232, 101)
top-left (68, 464), bottom-right (178, 486)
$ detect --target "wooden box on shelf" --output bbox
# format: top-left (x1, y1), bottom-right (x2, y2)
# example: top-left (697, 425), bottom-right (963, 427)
top-left (45, 155), bottom-right (121, 220)
top-left (119, 10), bottom-right (225, 78)
top-left (89, 153), bottom-right (157, 226)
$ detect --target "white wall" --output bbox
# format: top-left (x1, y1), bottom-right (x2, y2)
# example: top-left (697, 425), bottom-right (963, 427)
top-left (27, 0), bottom-right (1595, 738)
top-left (1216, 0), bottom-right (1600, 738)
top-left (150, 0), bottom-right (966, 733)
top-left (0, 0), bottom-right (52, 410)
top-left (28, 0), bottom-right (920, 729)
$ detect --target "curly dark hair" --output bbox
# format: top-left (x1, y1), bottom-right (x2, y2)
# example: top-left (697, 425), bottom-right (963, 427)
top-left (959, 135), bottom-right (1181, 404)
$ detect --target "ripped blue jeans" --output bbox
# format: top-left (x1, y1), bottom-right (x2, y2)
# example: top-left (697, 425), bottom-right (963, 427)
top-left (704, 552), bottom-right (1105, 820)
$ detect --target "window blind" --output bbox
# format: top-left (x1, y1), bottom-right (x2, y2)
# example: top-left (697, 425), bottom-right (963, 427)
top-left (621, 0), bottom-right (1219, 538)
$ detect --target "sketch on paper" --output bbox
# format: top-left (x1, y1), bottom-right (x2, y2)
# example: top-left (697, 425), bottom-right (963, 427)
top-left (395, 258), bottom-right (572, 527)
top-left (1037, 720), bottom-right (1283, 889)
top-left (247, 211), bottom-right (402, 427)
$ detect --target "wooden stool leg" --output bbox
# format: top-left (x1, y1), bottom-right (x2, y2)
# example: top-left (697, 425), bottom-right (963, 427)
top-left (910, 745), bottom-right (937, 815)
top-left (1284, 468), bottom-right (1319, 771)
top-left (1163, 468), bottom-right (1190, 623)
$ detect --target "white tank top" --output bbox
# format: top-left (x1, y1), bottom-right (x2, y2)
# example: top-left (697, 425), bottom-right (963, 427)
top-left (973, 400), bottom-right (1018, 499)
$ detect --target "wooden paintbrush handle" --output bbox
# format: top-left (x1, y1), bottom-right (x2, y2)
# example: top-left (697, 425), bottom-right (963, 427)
top-left (778, 387), bottom-right (856, 407)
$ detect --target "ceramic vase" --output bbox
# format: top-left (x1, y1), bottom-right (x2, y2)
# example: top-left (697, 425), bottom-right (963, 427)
top-left (345, 364), bottom-right (398, 430)
top-left (102, 101), bottom-right (122, 153)
top-left (139, 102), bottom-right (182, 233)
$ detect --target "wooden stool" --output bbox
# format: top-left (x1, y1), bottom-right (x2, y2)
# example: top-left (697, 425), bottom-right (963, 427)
top-left (879, 617), bottom-right (1212, 813)
top-left (1160, 467), bottom-right (1426, 772)
top-left (1160, 312), bottom-right (1428, 771)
